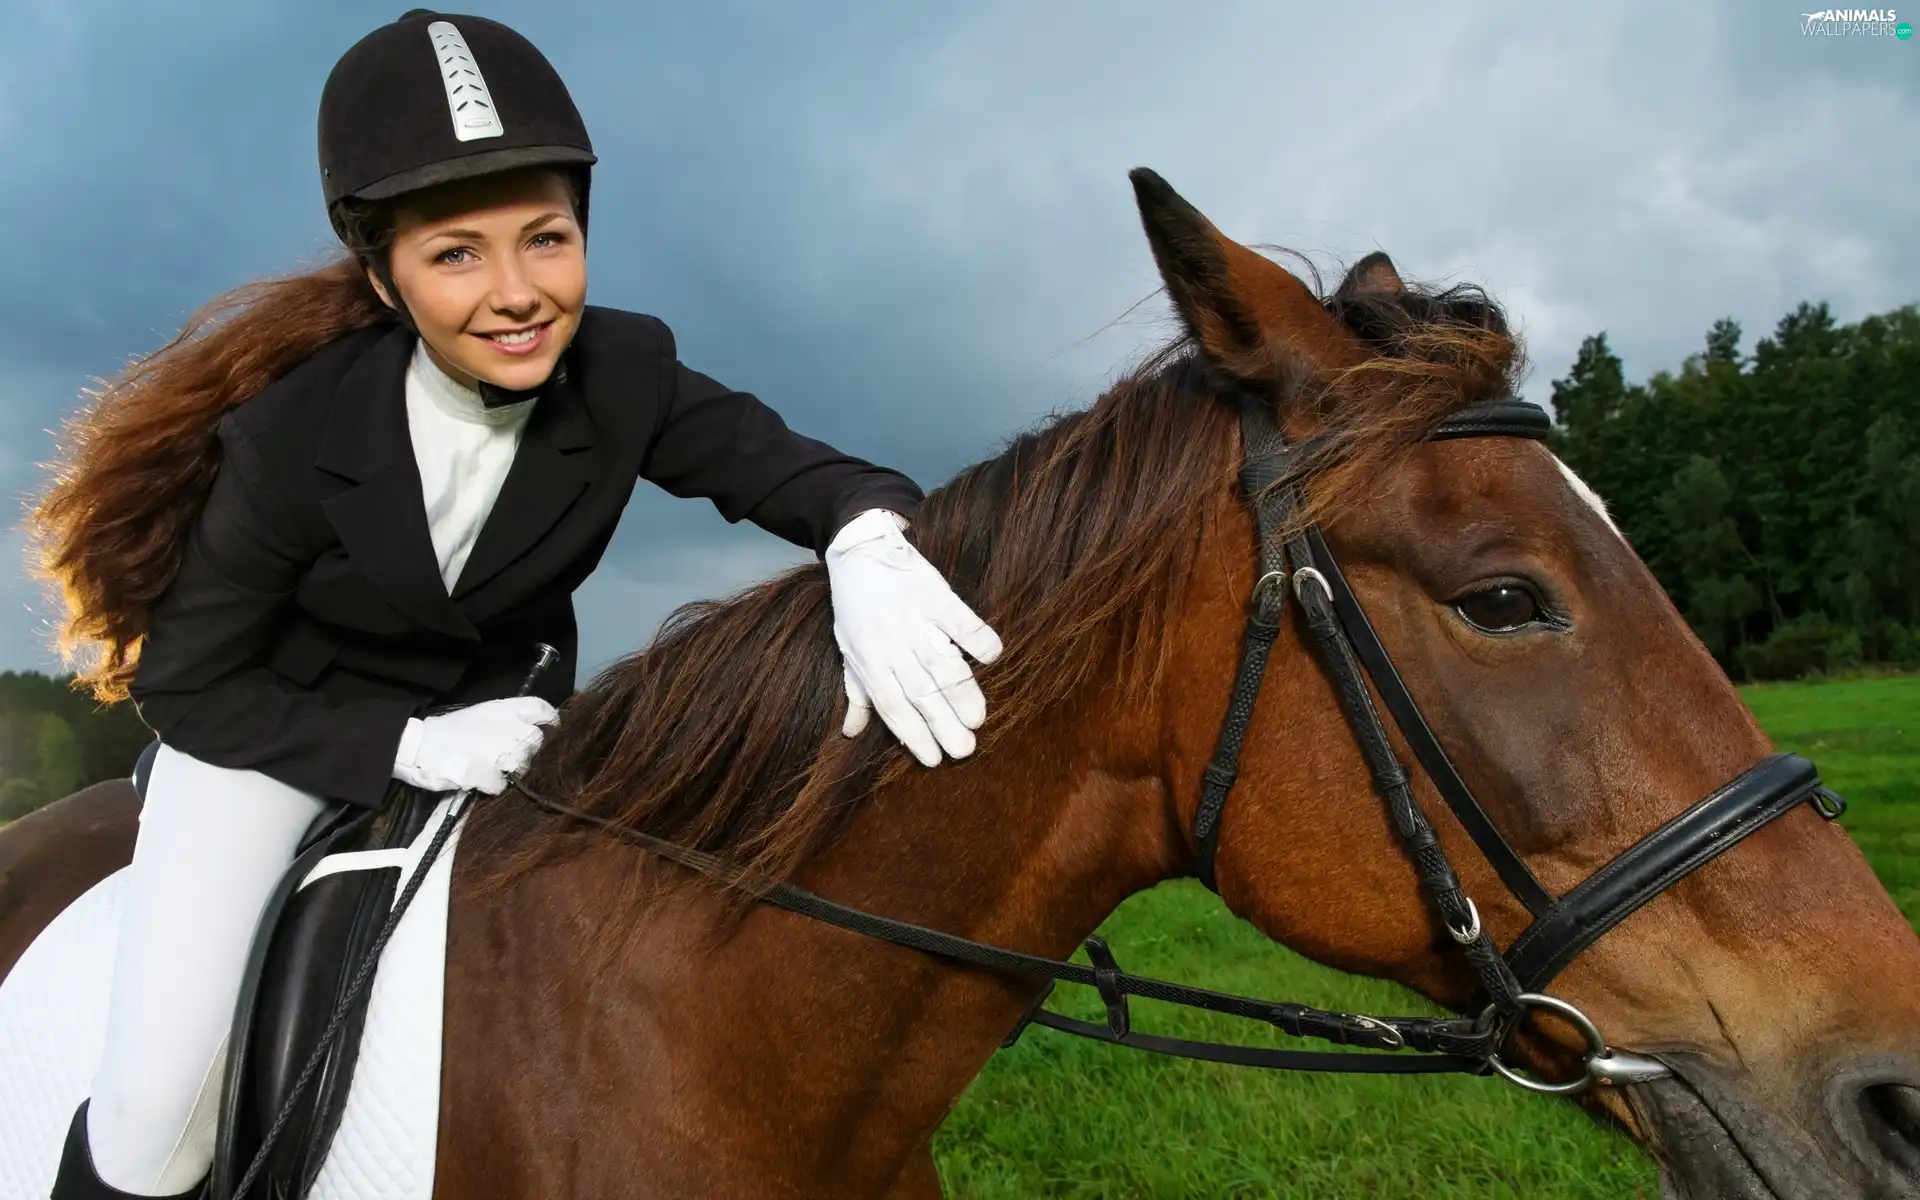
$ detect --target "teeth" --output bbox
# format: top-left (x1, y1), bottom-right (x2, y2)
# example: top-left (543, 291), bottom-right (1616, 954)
top-left (489, 327), bottom-right (539, 345)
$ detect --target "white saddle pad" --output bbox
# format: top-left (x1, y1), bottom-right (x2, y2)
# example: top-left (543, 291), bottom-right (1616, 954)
top-left (0, 798), bottom-right (464, 1200)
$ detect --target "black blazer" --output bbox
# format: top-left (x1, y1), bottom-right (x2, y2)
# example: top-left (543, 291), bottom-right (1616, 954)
top-left (128, 306), bottom-right (923, 807)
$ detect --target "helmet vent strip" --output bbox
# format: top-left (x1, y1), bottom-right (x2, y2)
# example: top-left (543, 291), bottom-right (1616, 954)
top-left (427, 21), bottom-right (505, 142)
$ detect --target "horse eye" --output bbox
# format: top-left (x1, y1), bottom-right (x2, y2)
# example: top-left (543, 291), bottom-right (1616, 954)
top-left (1454, 584), bottom-right (1540, 633)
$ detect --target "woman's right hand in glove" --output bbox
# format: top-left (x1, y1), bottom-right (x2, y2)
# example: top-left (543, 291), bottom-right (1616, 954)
top-left (391, 696), bottom-right (559, 795)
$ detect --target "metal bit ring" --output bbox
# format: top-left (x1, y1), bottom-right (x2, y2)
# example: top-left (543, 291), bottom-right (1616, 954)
top-left (1480, 992), bottom-right (1607, 1096)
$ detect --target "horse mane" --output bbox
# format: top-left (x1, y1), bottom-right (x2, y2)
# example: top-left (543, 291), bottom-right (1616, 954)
top-left (459, 267), bottom-right (1522, 911)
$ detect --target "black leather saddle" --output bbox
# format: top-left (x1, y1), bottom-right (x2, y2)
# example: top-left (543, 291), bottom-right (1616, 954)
top-left (129, 739), bottom-right (444, 1199)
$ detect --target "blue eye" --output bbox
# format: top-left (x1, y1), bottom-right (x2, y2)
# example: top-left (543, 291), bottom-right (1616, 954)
top-left (436, 247), bottom-right (474, 266)
top-left (530, 231), bottom-right (564, 250)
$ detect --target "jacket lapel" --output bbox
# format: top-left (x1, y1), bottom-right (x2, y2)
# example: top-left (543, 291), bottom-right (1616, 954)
top-left (314, 328), bottom-right (479, 641)
top-left (449, 365), bottom-right (598, 603)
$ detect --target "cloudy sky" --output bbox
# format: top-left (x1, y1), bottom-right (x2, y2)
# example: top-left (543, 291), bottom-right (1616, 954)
top-left (1, 0), bottom-right (1913, 681)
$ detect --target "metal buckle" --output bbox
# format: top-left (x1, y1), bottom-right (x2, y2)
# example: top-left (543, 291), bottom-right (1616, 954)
top-left (1251, 570), bottom-right (1288, 614)
top-left (1350, 1014), bottom-right (1406, 1050)
top-left (1477, 992), bottom-right (1671, 1095)
top-left (1445, 898), bottom-right (1482, 945)
top-left (1291, 566), bottom-right (1332, 606)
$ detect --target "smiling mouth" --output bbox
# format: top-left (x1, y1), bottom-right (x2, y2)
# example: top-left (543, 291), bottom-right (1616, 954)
top-left (472, 319), bottom-right (554, 348)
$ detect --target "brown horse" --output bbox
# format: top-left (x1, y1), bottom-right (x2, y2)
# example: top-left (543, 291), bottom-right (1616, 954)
top-left (5, 170), bottom-right (1918, 1198)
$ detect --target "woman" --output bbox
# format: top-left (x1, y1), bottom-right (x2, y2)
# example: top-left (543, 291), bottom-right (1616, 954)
top-left (30, 11), bottom-right (1001, 1198)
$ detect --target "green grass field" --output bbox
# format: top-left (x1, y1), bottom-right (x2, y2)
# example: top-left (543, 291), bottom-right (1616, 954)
top-left (930, 674), bottom-right (1920, 1198)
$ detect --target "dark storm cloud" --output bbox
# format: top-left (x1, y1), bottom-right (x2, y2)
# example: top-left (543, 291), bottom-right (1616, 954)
top-left (3, 0), bottom-right (1914, 677)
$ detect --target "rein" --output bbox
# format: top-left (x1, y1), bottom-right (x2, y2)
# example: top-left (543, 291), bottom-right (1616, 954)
top-left (509, 777), bottom-right (1491, 1073)
top-left (506, 392), bottom-right (1846, 1094)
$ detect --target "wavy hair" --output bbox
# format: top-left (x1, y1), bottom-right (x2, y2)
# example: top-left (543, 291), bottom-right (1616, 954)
top-left (24, 168), bottom-right (587, 704)
top-left (24, 203), bottom-right (399, 702)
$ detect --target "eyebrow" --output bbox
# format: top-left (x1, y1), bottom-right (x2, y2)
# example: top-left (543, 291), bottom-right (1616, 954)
top-left (425, 211), bottom-right (569, 242)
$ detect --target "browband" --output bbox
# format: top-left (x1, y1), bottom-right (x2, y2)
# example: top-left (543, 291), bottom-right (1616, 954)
top-left (1429, 400), bottom-right (1553, 441)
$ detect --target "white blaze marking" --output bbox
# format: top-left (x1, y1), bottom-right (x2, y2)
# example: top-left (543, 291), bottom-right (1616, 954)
top-left (1552, 453), bottom-right (1623, 539)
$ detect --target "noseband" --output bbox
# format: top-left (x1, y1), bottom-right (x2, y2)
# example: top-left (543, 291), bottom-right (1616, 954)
top-left (512, 392), bottom-right (1847, 1095)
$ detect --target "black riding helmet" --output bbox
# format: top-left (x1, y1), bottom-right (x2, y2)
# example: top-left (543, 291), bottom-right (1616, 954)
top-left (318, 9), bottom-right (596, 401)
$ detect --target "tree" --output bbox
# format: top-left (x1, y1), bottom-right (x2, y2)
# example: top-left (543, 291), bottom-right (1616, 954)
top-left (1657, 455), bottom-right (1764, 657)
top-left (1844, 414), bottom-right (1920, 627)
top-left (1550, 333), bottom-right (1627, 439)
top-left (0, 778), bottom-right (45, 822)
top-left (0, 670), bottom-right (153, 820)
top-left (1703, 317), bottom-right (1742, 367)
top-left (1753, 301), bottom-right (1841, 369)
top-left (35, 713), bottom-right (84, 799)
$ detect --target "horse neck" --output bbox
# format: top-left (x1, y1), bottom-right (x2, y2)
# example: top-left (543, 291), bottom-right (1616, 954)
top-left (464, 668), bottom-right (1183, 1190)
top-left (760, 703), bottom-right (1180, 1166)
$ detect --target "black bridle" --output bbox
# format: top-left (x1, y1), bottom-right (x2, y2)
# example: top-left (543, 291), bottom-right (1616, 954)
top-left (510, 393), bottom-right (1847, 1094)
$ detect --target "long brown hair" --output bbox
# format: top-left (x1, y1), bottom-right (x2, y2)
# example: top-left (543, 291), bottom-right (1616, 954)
top-left (24, 171), bottom-right (591, 704)
top-left (25, 251), bottom-right (395, 702)
top-left (467, 270), bottom-right (1521, 930)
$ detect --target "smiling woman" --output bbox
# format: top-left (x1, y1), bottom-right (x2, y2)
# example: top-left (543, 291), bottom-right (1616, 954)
top-left (382, 181), bottom-right (590, 390)
top-left (21, 9), bottom-right (1001, 1198)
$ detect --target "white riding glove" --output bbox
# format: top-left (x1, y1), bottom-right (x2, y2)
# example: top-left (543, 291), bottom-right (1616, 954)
top-left (391, 695), bottom-right (558, 795)
top-left (824, 508), bottom-right (1003, 767)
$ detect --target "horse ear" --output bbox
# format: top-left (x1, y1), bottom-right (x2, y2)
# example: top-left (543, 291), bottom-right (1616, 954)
top-left (1333, 251), bottom-right (1406, 301)
top-left (1128, 168), bottom-right (1362, 375)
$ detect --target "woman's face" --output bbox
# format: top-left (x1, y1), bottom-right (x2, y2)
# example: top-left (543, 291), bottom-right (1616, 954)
top-left (377, 168), bottom-right (587, 393)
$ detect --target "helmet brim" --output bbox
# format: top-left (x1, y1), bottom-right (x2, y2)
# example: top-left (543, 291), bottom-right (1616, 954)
top-left (345, 143), bottom-right (597, 203)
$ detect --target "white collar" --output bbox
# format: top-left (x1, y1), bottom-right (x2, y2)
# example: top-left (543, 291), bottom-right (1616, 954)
top-left (408, 340), bottom-right (538, 428)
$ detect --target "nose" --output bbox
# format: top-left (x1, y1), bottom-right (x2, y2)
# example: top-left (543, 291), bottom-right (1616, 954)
top-left (488, 259), bottom-right (540, 318)
top-left (1841, 1079), bottom-right (1920, 1184)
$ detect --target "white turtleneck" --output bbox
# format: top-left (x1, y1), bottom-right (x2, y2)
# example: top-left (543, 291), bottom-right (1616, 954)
top-left (403, 340), bottom-right (538, 592)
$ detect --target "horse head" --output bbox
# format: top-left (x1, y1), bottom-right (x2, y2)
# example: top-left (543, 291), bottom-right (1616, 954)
top-left (1129, 167), bottom-right (1920, 1198)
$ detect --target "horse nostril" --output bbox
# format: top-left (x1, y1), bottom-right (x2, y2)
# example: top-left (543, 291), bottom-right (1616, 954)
top-left (1857, 1084), bottom-right (1920, 1174)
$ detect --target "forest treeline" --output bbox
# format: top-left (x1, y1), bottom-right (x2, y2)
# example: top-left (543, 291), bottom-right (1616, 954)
top-left (0, 670), bottom-right (153, 821)
top-left (1550, 300), bottom-right (1920, 681)
top-left (2, 296), bottom-right (1915, 816)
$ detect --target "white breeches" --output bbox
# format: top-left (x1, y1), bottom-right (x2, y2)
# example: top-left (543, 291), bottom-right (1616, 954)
top-left (86, 743), bottom-right (328, 1195)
